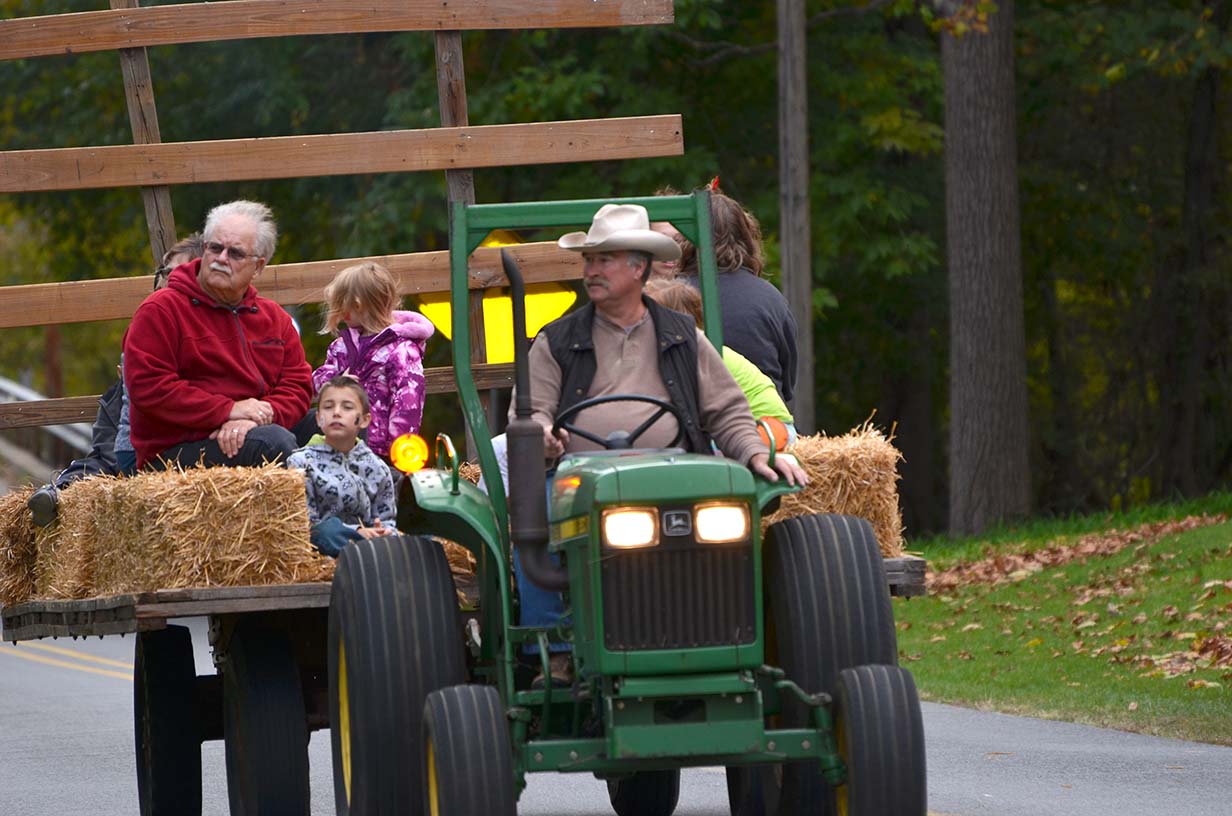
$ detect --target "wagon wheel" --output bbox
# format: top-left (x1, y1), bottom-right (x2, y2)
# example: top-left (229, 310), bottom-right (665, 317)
top-left (222, 626), bottom-right (310, 815)
top-left (134, 625), bottom-right (202, 816)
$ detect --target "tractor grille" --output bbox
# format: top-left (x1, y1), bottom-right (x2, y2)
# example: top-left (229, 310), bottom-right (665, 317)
top-left (600, 541), bottom-right (755, 651)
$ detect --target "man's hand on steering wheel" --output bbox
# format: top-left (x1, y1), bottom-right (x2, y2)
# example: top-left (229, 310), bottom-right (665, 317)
top-left (551, 394), bottom-right (685, 451)
top-left (544, 424), bottom-right (569, 459)
top-left (749, 451), bottom-right (809, 486)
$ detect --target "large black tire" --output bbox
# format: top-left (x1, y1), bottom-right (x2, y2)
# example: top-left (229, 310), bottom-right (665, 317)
top-left (134, 625), bottom-right (202, 816)
top-left (329, 534), bottom-right (466, 815)
top-left (222, 626), bottom-right (310, 815)
top-left (724, 765), bottom-right (780, 816)
top-left (832, 665), bottom-right (926, 815)
top-left (607, 770), bottom-right (680, 816)
top-left (762, 513), bottom-right (899, 816)
top-left (422, 685), bottom-right (516, 816)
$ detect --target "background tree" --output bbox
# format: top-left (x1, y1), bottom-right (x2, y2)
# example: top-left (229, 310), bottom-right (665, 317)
top-left (943, 0), bottom-right (1031, 534)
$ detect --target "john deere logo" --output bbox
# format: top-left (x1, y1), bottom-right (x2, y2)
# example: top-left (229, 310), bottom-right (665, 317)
top-left (663, 511), bottom-right (691, 537)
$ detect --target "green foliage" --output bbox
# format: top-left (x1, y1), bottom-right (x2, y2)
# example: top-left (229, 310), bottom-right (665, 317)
top-left (3, 1), bottom-right (1232, 535)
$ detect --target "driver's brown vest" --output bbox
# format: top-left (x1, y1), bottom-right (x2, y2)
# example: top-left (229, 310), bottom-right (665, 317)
top-left (542, 297), bottom-right (711, 453)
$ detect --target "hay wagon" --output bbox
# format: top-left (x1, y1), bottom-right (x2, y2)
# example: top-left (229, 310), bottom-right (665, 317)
top-left (1, 3), bottom-right (925, 815)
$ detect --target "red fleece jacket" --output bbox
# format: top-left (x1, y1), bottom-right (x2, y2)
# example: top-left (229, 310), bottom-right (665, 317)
top-left (124, 260), bottom-right (312, 466)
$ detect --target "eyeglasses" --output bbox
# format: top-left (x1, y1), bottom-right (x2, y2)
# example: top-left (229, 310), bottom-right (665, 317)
top-left (204, 241), bottom-right (260, 262)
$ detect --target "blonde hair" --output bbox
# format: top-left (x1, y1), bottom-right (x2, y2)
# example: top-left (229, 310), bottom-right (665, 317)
top-left (320, 262), bottom-right (400, 334)
top-left (644, 278), bottom-right (703, 328)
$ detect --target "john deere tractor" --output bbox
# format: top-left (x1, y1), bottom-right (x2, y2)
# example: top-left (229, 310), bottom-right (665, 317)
top-left (326, 192), bottom-right (927, 816)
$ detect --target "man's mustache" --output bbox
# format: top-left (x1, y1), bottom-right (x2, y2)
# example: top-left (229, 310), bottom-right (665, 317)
top-left (210, 262), bottom-right (231, 274)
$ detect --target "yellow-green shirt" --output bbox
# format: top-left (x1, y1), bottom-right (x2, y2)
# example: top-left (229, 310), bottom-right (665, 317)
top-left (722, 347), bottom-right (793, 424)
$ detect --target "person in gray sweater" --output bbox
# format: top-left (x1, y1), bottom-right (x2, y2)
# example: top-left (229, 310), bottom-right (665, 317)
top-left (287, 375), bottom-right (396, 557)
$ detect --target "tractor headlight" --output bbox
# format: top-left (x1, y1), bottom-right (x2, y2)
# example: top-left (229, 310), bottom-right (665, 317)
top-left (694, 503), bottom-right (750, 543)
top-left (601, 507), bottom-right (659, 549)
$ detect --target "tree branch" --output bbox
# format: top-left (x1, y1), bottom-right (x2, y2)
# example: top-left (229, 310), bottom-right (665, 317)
top-left (666, 0), bottom-right (897, 68)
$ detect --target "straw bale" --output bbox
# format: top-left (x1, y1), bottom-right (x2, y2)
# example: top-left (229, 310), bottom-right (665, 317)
top-left (762, 424), bottom-right (905, 556)
top-left (89, 464), bottom-right (331, 595)
top-left (0, 488), bottom-right (37, 606)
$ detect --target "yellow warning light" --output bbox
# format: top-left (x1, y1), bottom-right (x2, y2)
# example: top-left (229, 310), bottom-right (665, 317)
top-left (390, 433), bottom-right (430, 473)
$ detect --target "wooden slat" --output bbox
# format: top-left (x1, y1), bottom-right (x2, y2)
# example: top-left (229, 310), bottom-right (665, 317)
top-left (0, 115), bottom-right (684, 193)
top-left (884, 555), bottom-right (927, 597)
top-left (0, 241), bottom-right (581, 329)
top-left (0, 0), bottom-right (675, 61)
top-left (112, 0), bottom-right (177, 266)
top-left (1, 583), bottom-right (333, 641)
top-left (0, 363), bottom-right (515, 429)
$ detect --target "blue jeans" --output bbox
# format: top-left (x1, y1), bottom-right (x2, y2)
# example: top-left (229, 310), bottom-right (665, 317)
top-left (509, 472), bottom-right (571, 654)
top-left (513, 547), bottom-right (571, 655)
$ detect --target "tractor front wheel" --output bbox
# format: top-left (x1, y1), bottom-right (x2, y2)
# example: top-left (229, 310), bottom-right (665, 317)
top-left (423, 684), bottom-right (516, 816)
top-left (607, 769), bottom-right (680, 816)
top-left (832, 664), bottom-right (926, 815)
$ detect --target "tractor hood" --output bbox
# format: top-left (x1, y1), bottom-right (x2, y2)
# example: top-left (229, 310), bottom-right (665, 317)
top-left (548, 451), bottom-right (762, 521)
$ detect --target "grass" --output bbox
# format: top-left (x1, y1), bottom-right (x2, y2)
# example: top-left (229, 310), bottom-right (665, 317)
top-left (896, 494), bottom-right (1232, 745)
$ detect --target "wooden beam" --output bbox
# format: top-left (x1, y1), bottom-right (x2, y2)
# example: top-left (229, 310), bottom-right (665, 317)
top-left (0, 116), bottom-right (683, 194)
top-left (0, 363), bottom-right (516, 430)
top-left (0, 241), bottom-right (581, 329)
top-left (111, 0), bottom-right (177, 267)
top-left (0, 0), bottom-right (675, 61)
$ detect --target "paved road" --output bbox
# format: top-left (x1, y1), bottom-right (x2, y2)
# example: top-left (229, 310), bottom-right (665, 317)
top-left (1, 619), bottom-right (1229, 815)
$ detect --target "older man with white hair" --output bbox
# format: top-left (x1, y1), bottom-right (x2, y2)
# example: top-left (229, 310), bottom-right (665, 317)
top-left (124, 199), bottom-right (312, 469)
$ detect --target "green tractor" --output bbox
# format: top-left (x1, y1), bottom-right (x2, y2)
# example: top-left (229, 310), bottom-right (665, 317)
top-left (326, 191), bottom-right (927, 815)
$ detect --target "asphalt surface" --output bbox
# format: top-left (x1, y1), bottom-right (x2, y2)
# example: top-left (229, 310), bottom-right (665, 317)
top-left (1, 617), bottom-right (1229, 815)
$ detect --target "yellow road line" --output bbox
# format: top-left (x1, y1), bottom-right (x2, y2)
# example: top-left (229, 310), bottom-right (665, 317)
top-left (0, 646), bottom-right (132, 680)
top-left (20, 640), bottom-right (133, 669)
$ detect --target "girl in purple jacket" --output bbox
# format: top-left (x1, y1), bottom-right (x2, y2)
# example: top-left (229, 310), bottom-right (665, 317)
top-left (313, 262), bottom-right (435, 460)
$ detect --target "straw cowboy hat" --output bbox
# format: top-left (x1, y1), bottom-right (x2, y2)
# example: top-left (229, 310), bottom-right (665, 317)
top-left (558, 204), bottom-right (682, 261)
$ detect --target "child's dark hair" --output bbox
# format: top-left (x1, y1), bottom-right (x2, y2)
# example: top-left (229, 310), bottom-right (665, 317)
top-left (318, 374), bottom-right (371, 413)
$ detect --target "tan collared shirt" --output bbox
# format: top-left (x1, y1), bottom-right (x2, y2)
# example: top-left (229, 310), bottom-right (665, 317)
top-left (517, 310), bottom-right (765, 464)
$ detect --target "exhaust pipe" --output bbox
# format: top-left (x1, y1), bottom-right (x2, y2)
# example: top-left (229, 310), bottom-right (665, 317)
top-left (501, 249), bottom-right (569, 591)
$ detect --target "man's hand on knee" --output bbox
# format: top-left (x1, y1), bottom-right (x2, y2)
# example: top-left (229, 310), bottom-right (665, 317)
top-left (211, 419), bottom-right (257, 458)
top-left (748, 452), bottom-right (809, 486)
top-left (230, 398), bottom-right (274, 425)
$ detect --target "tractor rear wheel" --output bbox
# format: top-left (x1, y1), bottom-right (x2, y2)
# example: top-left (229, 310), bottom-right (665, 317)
top-left (422, 684), bottom-right (516, 816)
top-left (832, 665), bottom-right (926, 815)
top-left (329, 534), bottom-right (466, 815)
top-left (134, 625), bottom-right (201, 816)
top-left (222, 625), bottom-right (310, 815)
top-left (607, 769), bottom-right (680, 816)
top-left (759, 513), bottom-right (900, 815)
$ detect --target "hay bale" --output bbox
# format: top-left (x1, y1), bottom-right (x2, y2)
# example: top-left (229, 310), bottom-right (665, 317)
top-left (763, 424), bottom-right (904, 556)
top-left (90, 464), bottom-right (331, 595)
top-left (0, 487), bottom-right (37, 606)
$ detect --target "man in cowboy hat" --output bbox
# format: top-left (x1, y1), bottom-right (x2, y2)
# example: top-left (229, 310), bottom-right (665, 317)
top-left (514, 202), bottom-right (806, 686)
top-left (523, 201), bottom-right (807, 484)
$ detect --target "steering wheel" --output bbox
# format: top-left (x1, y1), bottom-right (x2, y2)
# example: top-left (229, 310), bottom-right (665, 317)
top-left (551, 394), bottom-right (685, 450)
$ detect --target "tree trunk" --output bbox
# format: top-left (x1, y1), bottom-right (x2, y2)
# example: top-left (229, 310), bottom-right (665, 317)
top-left (1155, 0), bottom-right (1228, 497)
top-left (778, 0), bottom-right (815, 433)
top-left (943, 1), bottom-right (1031, 535)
